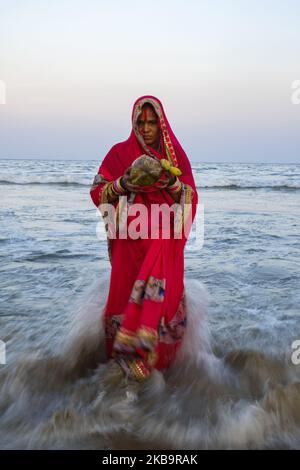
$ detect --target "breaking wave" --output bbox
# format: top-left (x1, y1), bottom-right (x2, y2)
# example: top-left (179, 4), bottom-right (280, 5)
top-left (1, 276), bottom-right (300, 449)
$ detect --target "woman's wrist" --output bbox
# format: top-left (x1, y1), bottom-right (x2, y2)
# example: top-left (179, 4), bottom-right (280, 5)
top-left (167, 175), bottom-right (177, 186)
top-left (112, 176), bottom-right (129, 195)
top-left (166, 176), bottom-right (182, 193)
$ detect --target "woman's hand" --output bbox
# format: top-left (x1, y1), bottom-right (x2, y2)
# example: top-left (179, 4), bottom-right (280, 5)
top-left (166, 173), bottom-right (177, 187)
top-left (157, 172), bottom-right (177, 189)
top-left (120, 167), bottom-right (178, 193)
top-left (120, 167), bottom-right (141, 193)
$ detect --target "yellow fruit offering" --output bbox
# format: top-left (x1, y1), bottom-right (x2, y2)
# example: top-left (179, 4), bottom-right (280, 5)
top-left (161, 159), bottom-right (182, 176)
top-left (160, 159), bottom-right (171, 171)
top-left (169, 166), bottom-right (182, 176)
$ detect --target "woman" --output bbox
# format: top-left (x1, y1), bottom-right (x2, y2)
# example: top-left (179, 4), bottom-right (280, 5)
top-left (90, 95), bottom-right (198, 382)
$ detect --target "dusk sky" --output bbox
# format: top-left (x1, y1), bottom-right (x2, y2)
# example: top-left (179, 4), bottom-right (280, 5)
top-left (0, 0), bottom-right (300, 163)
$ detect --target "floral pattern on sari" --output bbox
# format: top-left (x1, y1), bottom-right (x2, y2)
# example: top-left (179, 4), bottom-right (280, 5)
top-left (104, 290), bottom-right (186, 347)
top-left (129, 279), bottom-right (146, 305)
top-left (104, 288), bottom-right (187, 379)
top-left (158, 289), bottom-right (187, 344)
top-left (105, 313), bottom-right (124, 339)
top-left (113, 326), bottom-right (136, 354)
top-left (144, 276), bottom-right (166, 302)
top-left (136, 326), bottom-right (159, 351)
top-left (129, 276), bottom-right (166, 304)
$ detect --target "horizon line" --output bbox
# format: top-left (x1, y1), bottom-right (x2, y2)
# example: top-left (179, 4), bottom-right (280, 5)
top-left (0, 157), bottom-right (299, 165)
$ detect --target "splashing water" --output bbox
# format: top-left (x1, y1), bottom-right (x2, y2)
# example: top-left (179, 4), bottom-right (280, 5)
top-left (1, 276), bottom-right (300, 450)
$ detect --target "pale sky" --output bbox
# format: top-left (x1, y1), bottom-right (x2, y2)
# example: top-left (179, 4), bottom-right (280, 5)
top-left (0, 0), bottom-right (300, 163)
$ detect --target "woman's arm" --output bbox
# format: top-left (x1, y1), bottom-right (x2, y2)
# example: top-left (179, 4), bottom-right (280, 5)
top-left (165, 175), bottom-right (183, 203)
top-left (90, 173), bottom-right (130, 207)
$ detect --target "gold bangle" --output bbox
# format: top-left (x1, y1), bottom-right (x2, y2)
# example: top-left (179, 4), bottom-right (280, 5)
top-left (113, 177), bottom-right (127, 195)
top-left (167, 177), bottom-right (182, 193)
top-left (107, 182), bottom-right (117, 199)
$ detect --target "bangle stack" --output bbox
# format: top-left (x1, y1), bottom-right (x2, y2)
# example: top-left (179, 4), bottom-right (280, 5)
top-left (167, 177), bottom-right (182, 193)
top-left (113, 176), bottom-right (128, 195)
top-left (108, 177), bottom-right (128, 198)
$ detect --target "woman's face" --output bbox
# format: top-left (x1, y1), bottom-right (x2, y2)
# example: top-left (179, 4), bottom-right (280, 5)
top-left (137, 105), bottom-right (160, 148)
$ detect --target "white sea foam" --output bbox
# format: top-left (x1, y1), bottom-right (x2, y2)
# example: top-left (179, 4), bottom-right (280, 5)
top-left (1, 276), bottom-right (300, 449)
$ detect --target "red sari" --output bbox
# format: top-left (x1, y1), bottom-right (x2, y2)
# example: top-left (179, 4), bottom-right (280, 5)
top-left (90, 95), bottom-right (198, 381)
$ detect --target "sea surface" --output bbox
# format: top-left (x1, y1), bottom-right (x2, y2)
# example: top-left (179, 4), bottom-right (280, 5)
top-left (0, 159), bottom-right (300, 449)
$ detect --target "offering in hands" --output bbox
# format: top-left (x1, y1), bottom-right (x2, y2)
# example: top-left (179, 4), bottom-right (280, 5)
top-left (129, 155), bottom-right (163, 186)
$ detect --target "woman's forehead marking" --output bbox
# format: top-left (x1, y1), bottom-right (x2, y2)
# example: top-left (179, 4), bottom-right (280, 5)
top-left (139, 106), bottom-right (157, 122)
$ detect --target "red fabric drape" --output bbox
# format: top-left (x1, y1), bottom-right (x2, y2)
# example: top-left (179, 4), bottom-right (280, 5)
top-left (90, 95), bottom-right (198, 381)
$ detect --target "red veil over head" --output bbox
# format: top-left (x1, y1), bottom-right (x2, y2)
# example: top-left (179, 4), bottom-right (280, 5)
top-left (90, 95), bottom-right (199, 380)
top-left (91, 95), bottom-right (198, 239)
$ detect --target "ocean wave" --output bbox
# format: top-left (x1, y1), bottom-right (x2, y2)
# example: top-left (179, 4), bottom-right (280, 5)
top-left (0, 179), bottom-right (88, 186)
top-left (22, 252), bottom-right (91, 261)
top-left (1, 178), bottom-right (299, 190)
top-left (1, 276), bottom-right (300, 449)
top-left (197, 184), bottom-right (300, 190)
